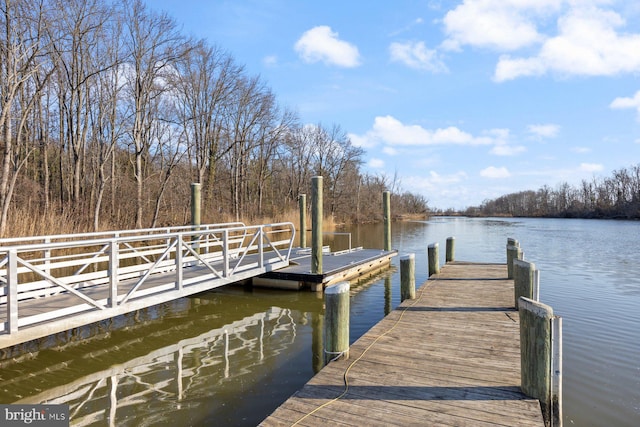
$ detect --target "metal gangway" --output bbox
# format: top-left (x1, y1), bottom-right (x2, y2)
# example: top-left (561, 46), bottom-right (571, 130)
top-left (0, 222), bottom-right (295, 349)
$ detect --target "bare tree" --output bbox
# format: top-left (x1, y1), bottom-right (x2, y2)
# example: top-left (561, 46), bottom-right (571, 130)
top-left (172, 41), bottom-right (241, 214)
top-left (223, 74), bottom-right (273, 220)
top-left (0, 0), bottom-right (53, 235)
top-left (122, 0), bottom-right (186, 228)
top-left (48, 0), bottom-right (115, 209)
top-left (88, 11), bottom-right (127, 230)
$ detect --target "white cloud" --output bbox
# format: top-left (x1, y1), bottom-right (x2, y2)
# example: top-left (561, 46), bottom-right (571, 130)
top-left (352, 116), bottom-right (526, 156)
top-left (403, 171), bottom-right (468, 192)
top-left (363, 115), bottom-right (493, 146)
top-left (348, 133), bottom-right (376, 148)
top-left (527, 124), bottom-right (560, 138)
top-left (610, 90), bottom-right (640, 119)
top-left (495, 6), bottom-right (640, 81)
top-left (579, 163), bottom-right (604, 172)
top-left (441, 0), bottom-right (558, 51)
top-left (369, 158), bottom-right (385, 168)
top-left (389, 41), bottom-right (448, 72)
top-left (294, 26), bottom-right (361, 68)
top-left (480, 166), bottom-right (511, 178)
top-left (263, 55), bottom-right (278, 67)
top-left (382, 146), bottom-right (398, 155)
top-left (491, 144), bottom-right (526, 156)
top-left (572, 146), bottom-right (591, 153)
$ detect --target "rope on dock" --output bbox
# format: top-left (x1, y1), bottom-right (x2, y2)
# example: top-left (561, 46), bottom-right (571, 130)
top-left (291, 275), bottom-right (435, 426)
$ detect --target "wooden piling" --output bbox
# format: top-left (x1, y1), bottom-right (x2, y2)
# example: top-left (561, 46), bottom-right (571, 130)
top-left (446, 236), bottom-right (455, 263)
top-left (400, 253), bottom-right (415, 301)
top-left (428, 243), bottom-right (440, 276)
top-left (311, 177), bottom-right (323, 275)
top-left (383, 191), bottom-right (391, 251)
top-left (519, 297), bottom-right (559, 427)
top-left (191, 183), bottom-right (201, 228)
top-left (191, 183), bottom-right (201, 254)
top-left (324, 281), bottom-right (349, 364)
top-left (507, 244), bottom-right (523, 279)
top-left (514, 259), bottom-right (536, 308)
top-left (299, 194), bottom-right (307, 248)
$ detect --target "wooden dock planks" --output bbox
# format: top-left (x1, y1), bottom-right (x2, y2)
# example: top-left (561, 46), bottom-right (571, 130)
top-left (260, 262), bottom-right (545, 426)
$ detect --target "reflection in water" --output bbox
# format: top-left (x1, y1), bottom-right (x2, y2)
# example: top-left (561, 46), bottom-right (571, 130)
top-left (0, 290), bottom-right (325, 426)
top-left (384, 275), bottom-right (392, 316)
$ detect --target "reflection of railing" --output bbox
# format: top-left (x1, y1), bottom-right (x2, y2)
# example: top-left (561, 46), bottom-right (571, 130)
top-left (14, 307), bottom-right (301, 427)
top-left (0, 223), bottom-right (295, 341)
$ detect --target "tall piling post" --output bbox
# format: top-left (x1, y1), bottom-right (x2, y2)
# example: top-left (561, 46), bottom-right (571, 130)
top-left (446, 237), bottom-right (455, 263)
top-left (191, 183), bottom-right (201, 229)
top-left (299, 194), bottom-right (307, 248)
top-left (400, 253), bottom-right (415, 301)
top-left (191, 183), bottom-right (201, 255)
top-left (383, 191), bottom-right (391, 251)
top-left (519, 297), bottom-right (562, 427)
top-left (311, 177), bottom-right (323, 275)
top-left (428, 243), bottom-right (440, 276)
top-left (324, 281), bottom-right (349, 365)
top-left (514, 259), bottom-right (536, 308)
top-left (507, 244), bottom-right (523, 279)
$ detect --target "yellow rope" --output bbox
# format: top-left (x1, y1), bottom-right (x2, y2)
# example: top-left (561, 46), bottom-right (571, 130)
top-left (291, 278), bottom-right (433, 426)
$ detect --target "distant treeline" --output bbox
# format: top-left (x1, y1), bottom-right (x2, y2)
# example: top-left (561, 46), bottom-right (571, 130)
top-left (464, 164), bottom-right (640, 219)
top-left (0, 0), bottom-right (427, 237)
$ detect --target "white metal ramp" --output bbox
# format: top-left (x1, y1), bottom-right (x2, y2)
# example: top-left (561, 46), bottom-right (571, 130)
top-left (0, 222), bottom-right (295, 349)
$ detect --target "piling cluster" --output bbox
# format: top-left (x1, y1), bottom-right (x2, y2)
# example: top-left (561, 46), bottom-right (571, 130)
top-left (507, 238), bottom-right (563, 427)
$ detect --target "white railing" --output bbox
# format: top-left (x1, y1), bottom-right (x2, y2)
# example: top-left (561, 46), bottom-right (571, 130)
top-left (0, 222), bottom-right (295, 337)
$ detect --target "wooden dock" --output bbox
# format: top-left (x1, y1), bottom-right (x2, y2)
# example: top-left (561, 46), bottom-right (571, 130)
top-left (260, 261), bottom-right (546, 426)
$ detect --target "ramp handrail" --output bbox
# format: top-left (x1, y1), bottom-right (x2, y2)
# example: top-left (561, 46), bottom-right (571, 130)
top-left (0, 222), bottom-right (295, 337)
top-left (0, 222), bottom-right (247, 246)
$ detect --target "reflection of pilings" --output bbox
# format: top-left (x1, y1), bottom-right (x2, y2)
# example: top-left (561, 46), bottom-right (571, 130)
top-left (224, 330), bottom-right (229, 378)
top-left (176, 347), bottom-right (184, 400)
top-left (384, 275), bottom-right (392, 316)
top-left (109, 375), bottom-right (117, 427)
top-left (259, 318), bottom-right (264, 361)
top-left (312, 311), bottom-right (324, 374)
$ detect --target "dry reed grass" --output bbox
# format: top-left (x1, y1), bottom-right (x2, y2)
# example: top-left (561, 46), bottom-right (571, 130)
top-left (3, 206), bottom-right (339, 239)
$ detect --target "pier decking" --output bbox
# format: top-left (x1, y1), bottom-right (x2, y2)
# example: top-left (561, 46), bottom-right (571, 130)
top-left (261, 261), bottom-right (546, 426)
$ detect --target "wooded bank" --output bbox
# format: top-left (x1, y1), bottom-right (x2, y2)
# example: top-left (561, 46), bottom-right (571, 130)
top-left (0, 0), bottom-right (428, 238)
top-left (463, 164), bottom-right (640, 219)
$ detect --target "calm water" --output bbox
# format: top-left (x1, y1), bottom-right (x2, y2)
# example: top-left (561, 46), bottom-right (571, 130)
top-left (1, 217), bottom-right (639, 426)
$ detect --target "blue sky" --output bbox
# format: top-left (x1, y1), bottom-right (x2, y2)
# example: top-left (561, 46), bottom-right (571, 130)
top-left (149, 0), bottom-right (640, 209)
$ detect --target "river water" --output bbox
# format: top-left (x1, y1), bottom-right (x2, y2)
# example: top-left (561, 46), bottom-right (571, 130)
top-left (0, 217), bottom-right (638, 426)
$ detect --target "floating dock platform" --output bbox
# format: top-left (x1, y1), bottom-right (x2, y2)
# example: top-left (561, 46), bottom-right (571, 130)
top-left (254, 248), bottom-right (398, 291)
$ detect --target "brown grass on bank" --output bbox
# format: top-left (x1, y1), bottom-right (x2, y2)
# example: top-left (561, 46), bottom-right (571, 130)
top-left (2, 206), bottom-right (339, 239)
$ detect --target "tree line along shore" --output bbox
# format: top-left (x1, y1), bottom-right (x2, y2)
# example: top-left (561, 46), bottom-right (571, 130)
top-left (458, 164), bottom-right (640, 219)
